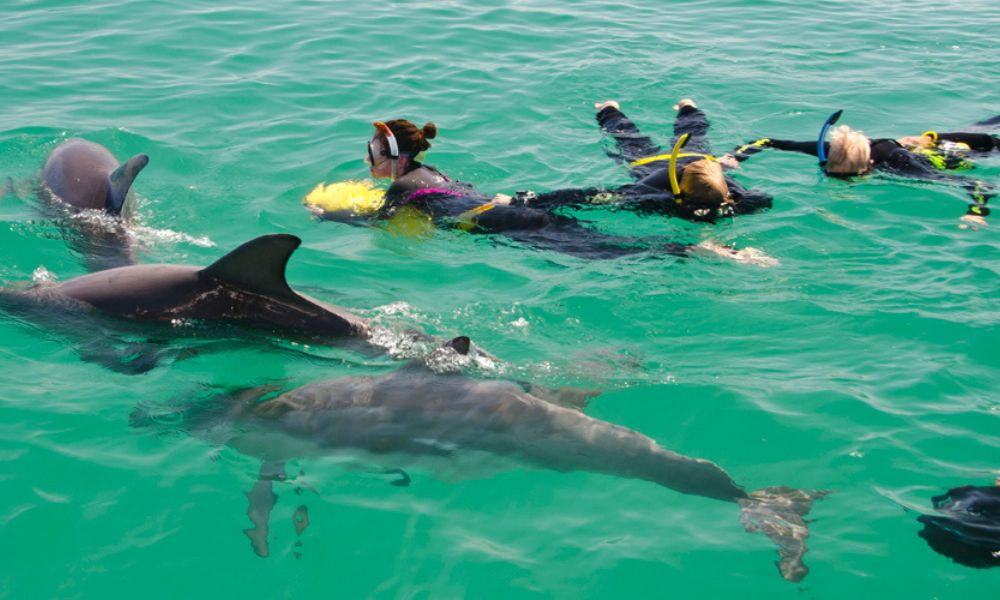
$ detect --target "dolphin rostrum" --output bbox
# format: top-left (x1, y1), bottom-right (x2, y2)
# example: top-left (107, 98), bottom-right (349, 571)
top-left (0, 234), bottom-right (371, 371)
top-left (142, 337), bottom-right (826, 581)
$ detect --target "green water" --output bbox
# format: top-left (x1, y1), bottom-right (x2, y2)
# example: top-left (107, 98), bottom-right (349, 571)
top-left (2, 0), bottom-right (999, 597)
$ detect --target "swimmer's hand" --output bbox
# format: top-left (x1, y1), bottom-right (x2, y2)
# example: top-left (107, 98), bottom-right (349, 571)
top-left (594, 100), bottom-right (621, 112)
top-left (491, 193), bottom-right (513, 205)
top-left (718, 153), bottom-right (740, 169)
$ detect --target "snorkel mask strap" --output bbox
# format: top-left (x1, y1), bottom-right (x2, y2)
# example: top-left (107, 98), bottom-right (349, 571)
top-left (669, 133), bottom-right (690, 202)
top-left (373, 121), bottom-right (400, 180)
top-left (816, 109), bottom-right (843, 169)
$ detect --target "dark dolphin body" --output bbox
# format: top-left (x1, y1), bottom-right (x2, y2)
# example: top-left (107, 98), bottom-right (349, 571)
top-left (148, 338), bottom-right (825, 581)
top-left (918, 484), bottom-right (1000, 568)
top-left (40, 138), bottom-right (149, 270)
top-left (0, 234), bottom-right (371, 372)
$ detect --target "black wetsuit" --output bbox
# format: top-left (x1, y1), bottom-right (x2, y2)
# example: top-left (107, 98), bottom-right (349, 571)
top-left (322, 164), bottom-right (692, 260)
top-left (733, 126), bottom-right (998, 218)
top-left (529, 105), bottom-right (773, 222)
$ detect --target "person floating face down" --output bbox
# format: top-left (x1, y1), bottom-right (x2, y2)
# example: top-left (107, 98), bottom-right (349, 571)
top-left (526, 99), bottom-right (773, 223)
top-left (329, 118), bottom-right (702, 260)
top-left (727, 111), bottom-right (1000, 224)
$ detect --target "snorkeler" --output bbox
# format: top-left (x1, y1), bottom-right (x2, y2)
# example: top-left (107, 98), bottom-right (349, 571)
top-left (313, 118), bottom-right (754, 261)
top-left (527, 99), bottom-right (773, 223)
top-left (727, 111), bottom-right (999, 223)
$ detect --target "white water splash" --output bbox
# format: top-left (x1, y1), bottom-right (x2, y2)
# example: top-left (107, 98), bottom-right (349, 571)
top-left (694, 240), bottom-right (781, 267)
top-left (31, 266), bottom-right (57, 284)
top-left (131, 225), bottom-right (214, 248)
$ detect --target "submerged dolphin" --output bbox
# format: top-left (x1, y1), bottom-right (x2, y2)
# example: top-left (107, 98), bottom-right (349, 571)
top-left (40, 139), bottom-right (150, 270)
top-left (42, 138), bottom-right (149, 217)
top-left (143, 337), bottom-right (826, 581)
top-left (0, 234), bottom-right (371, 371)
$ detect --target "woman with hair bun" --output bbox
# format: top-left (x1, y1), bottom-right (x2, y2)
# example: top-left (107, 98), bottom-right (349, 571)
top-left (366, 119), bottom-right (450, 202)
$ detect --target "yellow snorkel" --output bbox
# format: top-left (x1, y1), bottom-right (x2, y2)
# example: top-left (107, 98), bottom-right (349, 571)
top-left (669, 133), bottom-right (690, 202)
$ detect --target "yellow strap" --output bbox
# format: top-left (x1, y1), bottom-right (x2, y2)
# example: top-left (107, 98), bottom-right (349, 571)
top-left (630, 151), bottom-right (716, 168)
top-left (456, 202), bottom-right (496, 231)
top-left (921, 130), bottom-right (939, 143)
top-left (735, 138), bottom-right (771, 154)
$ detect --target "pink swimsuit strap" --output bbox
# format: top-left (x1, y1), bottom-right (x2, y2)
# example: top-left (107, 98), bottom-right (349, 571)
top-left (405, 187), bottom-right (461, 203)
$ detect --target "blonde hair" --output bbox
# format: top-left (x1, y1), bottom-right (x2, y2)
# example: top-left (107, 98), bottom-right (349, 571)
top-left (680, 158), bottom-right (730, 206)
top-left (826, 125), bottom-right (871, 175)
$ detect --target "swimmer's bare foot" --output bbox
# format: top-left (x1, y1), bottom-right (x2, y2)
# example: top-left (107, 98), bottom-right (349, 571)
top-left (959, 214), bottom-right (987, 229)
top-left (594, 100), bottom-right (620, 112)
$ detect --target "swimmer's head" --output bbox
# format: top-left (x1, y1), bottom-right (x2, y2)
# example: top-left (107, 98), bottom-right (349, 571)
top-left (680, 158), bottom-right (731, 209)
top-left (368, 119), bottom-right (438, 180)
top-left (825, 125), bottom-right (871, 175)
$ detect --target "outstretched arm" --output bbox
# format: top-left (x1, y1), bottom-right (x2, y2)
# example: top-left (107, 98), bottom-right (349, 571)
top-left (727, 138), bottom-right (824, 165)
top-left (595, 101), bottom-right (665, 167)
top-left (671, 100), bottom-right (712, 154)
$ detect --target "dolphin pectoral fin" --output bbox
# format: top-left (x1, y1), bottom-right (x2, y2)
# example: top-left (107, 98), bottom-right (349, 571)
top-left (381, 468), bottom-right (412, 487)
top-left (201, 234), bottom-right (304, 304)
top-left (78, 340), bottom-right (164, 374)
top-left (106, 154), bottom-right (149, 215)
top-left (520, 382), bottom-right (600, 412)
top-left (738, 486), bottom-right (830, 582)
top-left (243, 461), bottom-right (286, 558)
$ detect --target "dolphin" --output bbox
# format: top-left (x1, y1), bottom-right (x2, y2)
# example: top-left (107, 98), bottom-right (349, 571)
top-left (39, 139), bottom-right (150, 270)
top-left (0, 234), bottom-right (371, 371)
top-left (42, 138), bottom-right (148, 218)
top-left (140, 337), bottom-right (826, 581)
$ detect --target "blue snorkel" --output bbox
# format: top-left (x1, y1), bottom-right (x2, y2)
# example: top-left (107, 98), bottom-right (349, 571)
top-left (816, 109), bottom-right (843, 169)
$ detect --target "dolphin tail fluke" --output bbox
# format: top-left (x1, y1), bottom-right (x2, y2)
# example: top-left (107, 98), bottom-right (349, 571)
top-left (738, 486), bottom-right (829, 582)
top-left (106, 153), bottom-right (149, 215)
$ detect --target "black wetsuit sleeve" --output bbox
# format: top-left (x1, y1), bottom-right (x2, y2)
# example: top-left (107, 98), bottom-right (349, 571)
top-left (727, 179), bottom-right (773, 214)
top-left (595, 106), bottom-right (663, 165)
top-left (525, 187), bottom-right (608, 210)
top-left (767, 139), bottom-right (822, 157)
top-left (729, 139), bottom-right (823, 164)
top-left (937, 132), bottom-right (1000, 152)
top-left (672, 106), bottom-right (711, 154)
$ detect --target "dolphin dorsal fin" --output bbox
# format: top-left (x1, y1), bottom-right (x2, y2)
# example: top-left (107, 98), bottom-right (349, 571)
top-left (445, 336), bottom-right (471, 355)
top-left (201, 234), bottom-right (303, 301)
top-left (106, 153), bottom-right (149, 215)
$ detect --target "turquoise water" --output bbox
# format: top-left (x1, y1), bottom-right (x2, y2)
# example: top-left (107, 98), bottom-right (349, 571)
top-left (2, 0), bottom-right (999, 596)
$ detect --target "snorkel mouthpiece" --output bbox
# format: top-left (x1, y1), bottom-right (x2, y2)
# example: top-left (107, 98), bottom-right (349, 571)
top-left (817, 109), bottom-right (843, 169)
top-left (669, 133), bottom-right (690, 201)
